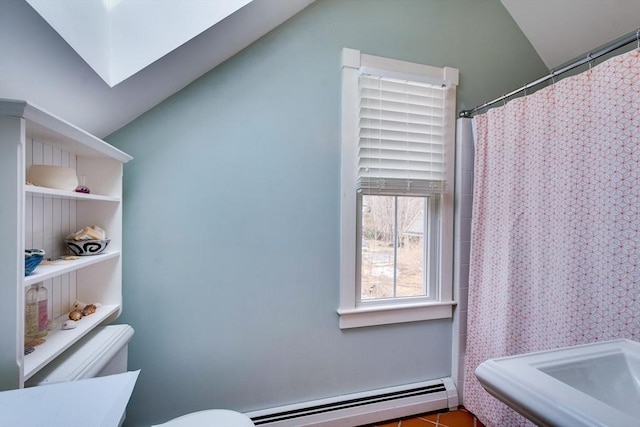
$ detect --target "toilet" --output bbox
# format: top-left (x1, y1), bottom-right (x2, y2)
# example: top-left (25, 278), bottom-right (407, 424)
top-left (155, 409), bottom-right (255, 426)
top-left (24, 324), bottom-right (135, 426)
top-left (25, 324), bottom-right (134, 384)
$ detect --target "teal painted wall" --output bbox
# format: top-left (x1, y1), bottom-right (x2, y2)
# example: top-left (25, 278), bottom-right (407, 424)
top-left (106, 1), bottom-right (547, 425)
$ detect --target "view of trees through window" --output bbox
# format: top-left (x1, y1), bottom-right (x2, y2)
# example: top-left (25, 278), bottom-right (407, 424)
top-left (360, 195), bottom-right (427, 300)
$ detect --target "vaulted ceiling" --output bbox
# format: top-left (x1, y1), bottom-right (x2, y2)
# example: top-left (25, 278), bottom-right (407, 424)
top-left (501, 0), bottom-right (639, 69)
top-left (0, 0), bottom-right (315, 137)
top-left (0, 0), bottom-right (637, 138)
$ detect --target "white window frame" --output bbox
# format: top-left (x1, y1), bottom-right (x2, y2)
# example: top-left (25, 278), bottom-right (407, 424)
top-left (338, 48), bottom-right (458, 329)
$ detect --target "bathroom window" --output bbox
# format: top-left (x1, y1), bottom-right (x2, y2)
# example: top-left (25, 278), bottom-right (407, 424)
top-left (338, 48), bottom-right (458, 328)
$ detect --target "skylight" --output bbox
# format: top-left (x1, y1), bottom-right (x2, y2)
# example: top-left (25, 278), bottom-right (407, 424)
top-left (26, 0), bottom-right (253, 87)
top-left (101, 0), bottom-right (124, 11)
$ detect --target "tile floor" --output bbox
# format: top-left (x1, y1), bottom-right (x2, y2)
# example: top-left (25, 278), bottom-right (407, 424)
top-left (365, 407), bottom-right (484, 427)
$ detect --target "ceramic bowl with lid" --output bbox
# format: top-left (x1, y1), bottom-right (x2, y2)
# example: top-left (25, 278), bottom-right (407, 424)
top-left (66, 239), bottom-right (110, 256)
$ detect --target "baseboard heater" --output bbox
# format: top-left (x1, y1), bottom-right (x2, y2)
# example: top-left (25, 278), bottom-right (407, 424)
top-left (245, 378), bottom-right (458, 427)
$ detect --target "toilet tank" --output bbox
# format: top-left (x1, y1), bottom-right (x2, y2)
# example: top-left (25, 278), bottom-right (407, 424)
top-left (25, 324), bottom-right (135, 385)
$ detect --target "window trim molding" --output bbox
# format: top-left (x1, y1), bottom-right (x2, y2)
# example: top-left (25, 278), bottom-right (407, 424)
top-left (338, 301), bottom-right (455, 329)
top-left (339, 47), bottom-right (458, 329)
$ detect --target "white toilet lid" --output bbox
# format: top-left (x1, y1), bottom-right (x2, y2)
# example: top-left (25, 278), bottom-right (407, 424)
top-left (157, 409), bottom-right (255, 427)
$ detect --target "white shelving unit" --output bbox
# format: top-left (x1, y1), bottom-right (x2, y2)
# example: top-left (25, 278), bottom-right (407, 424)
top-left (0, 98), bottom-right (133, 390)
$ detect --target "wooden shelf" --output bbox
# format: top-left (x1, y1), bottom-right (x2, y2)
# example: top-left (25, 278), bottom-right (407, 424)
top-left (23, 304), bottom-right (120, 381)
top-left (24, 252), bottom-right (120, 287)
top-left (25, 185), bottom-right (121, 202)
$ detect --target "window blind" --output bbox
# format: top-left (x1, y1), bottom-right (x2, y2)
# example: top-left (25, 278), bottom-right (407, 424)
top-left (357, 74), bottom-right (447, 196)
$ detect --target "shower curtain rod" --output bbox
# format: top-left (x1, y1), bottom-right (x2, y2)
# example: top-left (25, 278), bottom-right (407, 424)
top-left (459, 30), bottom-right (639, 118)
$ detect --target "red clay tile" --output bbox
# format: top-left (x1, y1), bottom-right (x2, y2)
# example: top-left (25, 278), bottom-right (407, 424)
top-left (437, 409), bottom-right (476, 427)
top-left (416, 413), bottom-right (439, 423)
top-left (398, 417), bottom-right (437, 426)
top-left (364, 408), bottom-right (482, 427)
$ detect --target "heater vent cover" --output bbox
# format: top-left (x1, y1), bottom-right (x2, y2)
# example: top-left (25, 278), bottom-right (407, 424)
top-left (246, 378), bottom-right (458, 427)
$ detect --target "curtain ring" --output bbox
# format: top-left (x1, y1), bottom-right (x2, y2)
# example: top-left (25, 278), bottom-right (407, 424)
top-left (637, 29), bottom-right (639, 50)
top-left (550, 70), bottom-right (556, 85)
top-left (587, 53), bottom-right (593, 70)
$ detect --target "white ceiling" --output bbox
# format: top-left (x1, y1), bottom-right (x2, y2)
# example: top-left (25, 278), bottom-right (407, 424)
top-left (501, 0), bottom-right (639, 69)
top-left (0, 0), bottom-right (638, 138)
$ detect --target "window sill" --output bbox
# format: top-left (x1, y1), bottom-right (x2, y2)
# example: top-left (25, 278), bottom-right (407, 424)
top-left (337, 300), bottom-right (456, 329)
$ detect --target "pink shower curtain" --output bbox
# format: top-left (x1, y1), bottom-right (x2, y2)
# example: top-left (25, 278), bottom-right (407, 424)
top-left (464, 49), bottom-right (640, 426)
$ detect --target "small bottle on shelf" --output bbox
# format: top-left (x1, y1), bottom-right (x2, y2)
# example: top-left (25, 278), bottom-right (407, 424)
top-left (36, 283), bottom-right (48, 338)
top-left (25, 283), bottom-right (47, 339)
top-left (74, 175), bottom-right (90, 194)
top-left (24, 285), bottom-right (39, 338)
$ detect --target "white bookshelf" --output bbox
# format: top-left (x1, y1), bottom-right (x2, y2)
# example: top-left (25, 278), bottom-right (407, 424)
top-left (0, 98), bottom-right (133, 389)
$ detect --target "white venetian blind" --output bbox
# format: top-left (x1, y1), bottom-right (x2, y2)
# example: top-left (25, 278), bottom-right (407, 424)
top-left (357, 74), bottom-right (447, 196)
